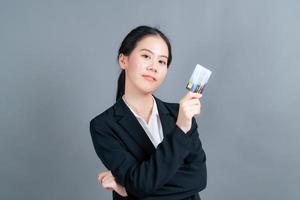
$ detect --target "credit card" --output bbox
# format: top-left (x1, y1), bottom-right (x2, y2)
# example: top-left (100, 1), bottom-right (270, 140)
top-left (186, 64), bottom-right (212, 94)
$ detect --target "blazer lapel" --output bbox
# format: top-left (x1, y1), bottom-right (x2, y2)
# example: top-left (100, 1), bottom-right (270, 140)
top-left (113, 96), bottom-right (178, 158)
top-left (114, 97), bottom-right (155, 157)
top-left (153, 95), bottom-right (178, 138)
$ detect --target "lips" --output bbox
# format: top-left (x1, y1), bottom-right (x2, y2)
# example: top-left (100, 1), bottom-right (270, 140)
top-left (142, 75), bottom-right (156, 81)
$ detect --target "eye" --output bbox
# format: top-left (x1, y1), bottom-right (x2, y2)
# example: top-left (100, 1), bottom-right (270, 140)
top-left (159, 60), bottom-right (167, 66)
top-left (141, 54), bottom-right (151, 59)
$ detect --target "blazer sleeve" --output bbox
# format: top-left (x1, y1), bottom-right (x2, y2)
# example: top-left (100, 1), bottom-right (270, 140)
top-left (90, 117), bottom-right (199, 198)
top-left (141, 131), bottom-right (207, 200)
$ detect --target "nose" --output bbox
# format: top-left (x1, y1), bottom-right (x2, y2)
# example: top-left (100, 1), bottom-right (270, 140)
top-left (147, 62), bottom-right (158, 73)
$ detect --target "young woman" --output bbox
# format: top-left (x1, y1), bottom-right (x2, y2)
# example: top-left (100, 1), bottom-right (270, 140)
top-left (90, 25), bottom-right (207, 200)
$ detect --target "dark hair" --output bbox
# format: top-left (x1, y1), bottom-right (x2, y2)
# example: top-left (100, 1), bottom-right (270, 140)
top-left (116, 25), bottom-right (172, 101)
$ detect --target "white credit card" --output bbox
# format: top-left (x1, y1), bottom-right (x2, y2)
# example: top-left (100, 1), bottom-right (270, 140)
top-left (186, 64), bottom-right (212, 94)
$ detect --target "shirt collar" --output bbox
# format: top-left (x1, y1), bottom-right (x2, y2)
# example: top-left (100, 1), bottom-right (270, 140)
top-left (122, 95), bottom-right (159, 119)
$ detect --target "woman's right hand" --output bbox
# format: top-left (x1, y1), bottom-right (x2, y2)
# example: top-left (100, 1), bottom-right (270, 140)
top-left (176, 91), bottom-right (202, 133)
top-left (98, 170), bottom-right (128, 197)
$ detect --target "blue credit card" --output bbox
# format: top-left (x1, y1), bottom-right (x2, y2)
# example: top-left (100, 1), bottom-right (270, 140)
top-left (186, 64), bottom-right (212, 94)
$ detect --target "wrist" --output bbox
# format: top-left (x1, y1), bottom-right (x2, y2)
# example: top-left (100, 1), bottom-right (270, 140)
top-left (176, 123), bottom-right (188, 134)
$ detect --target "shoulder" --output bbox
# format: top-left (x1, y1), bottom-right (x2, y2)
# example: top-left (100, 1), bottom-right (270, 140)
top-left (160, 100), bottom-right (179, 110)
top-left (153, 96), bottom-right (180, 117)
top-left (89, 96), bottom-right (184, 127)
top-left (90, 104), bottom-right (115, 129)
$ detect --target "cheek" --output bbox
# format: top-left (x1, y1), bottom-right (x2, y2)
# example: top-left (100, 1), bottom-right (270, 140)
top-left (129, 57), bottom-right (145, 72)
top-left (127, 60), bottom-right (140, 74)
top-left (158, 69), bottom-right (167, 81)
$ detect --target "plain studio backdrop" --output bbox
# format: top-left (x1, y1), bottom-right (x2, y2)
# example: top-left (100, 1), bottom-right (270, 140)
top-left (1, 0), bottom-right (299, 199)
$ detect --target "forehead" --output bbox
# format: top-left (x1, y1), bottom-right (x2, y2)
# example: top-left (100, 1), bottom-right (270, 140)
top-left (135, 36), bottom-right (169, 56)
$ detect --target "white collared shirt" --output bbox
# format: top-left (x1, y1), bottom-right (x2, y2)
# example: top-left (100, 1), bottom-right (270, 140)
top-left (122, 95), bottom-right (164, 148)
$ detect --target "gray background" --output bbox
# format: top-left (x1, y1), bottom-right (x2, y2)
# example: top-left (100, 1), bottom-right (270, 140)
top-left (1, 0), bottom-right (299, 199)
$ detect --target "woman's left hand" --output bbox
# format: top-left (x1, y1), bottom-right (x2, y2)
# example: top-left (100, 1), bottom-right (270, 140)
top-left (98, 170), bottom-right (128, 197)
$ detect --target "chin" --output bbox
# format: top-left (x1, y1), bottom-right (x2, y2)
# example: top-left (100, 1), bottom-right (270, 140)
top-left (136, 81), bottom-right (160, 94)
top-left (140, 87), bottom-right (157, 95)
top-left (141, 89), bottom-right (155, 95)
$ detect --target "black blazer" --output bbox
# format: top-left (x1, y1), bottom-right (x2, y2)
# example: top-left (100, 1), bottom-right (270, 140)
top-left (90, 95), bottom-right (207, 200)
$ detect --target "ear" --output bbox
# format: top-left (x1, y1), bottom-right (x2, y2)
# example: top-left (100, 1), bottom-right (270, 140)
top-left (118, 54), bottom-right (128, 70)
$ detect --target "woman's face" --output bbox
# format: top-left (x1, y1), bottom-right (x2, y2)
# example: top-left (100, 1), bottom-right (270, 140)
top-left (119, 35), bottom-right (169, 95)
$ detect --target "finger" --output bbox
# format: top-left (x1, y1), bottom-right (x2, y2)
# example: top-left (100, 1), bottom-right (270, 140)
top-left (185, 104), bottom-right (201, 112)
top-left (181, 91), bottom-right (196, 102)
top-left (184, 98), bottom-right (201, 106)
top-left (185, 110), bottom-right (200, 118)
top-left (182, 92), bottom-right (202, 102)
top-left (98, 172), bottom-right (110, 183)
top-left (188, 91), bottom-right (202, 99)
top-left (182, 100), bottom-right (201, 110)
top-left (98, 172), bottom-right (107, 181)
top-left (191, 93), bottom-right (202, 99)
top-left (101, 175), bottom-right (110, 184)
top-left (102, 177), bottom-right (116, 189)
top-left (185, 106), bottom-right (201, 116)
top-left (102, 174), bottom-right (115, 186)
top-left (103, 187), bottom-right (113, 192)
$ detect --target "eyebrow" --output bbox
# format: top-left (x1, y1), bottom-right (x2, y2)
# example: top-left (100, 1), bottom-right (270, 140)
top-left (140, 49), bottom-right (168, 59)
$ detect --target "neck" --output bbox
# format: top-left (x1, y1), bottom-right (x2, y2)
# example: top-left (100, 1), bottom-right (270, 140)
top-left (123, 90), bottom-right (154, 123)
